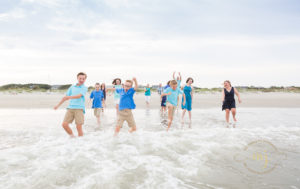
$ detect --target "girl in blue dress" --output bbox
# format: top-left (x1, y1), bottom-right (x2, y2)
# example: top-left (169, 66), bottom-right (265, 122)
top-left (181, 77), bottom-right (194, 122)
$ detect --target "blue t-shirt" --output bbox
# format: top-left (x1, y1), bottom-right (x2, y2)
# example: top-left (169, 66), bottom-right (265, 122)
top-left (66, 84), bottom-right (88, 113)
top-left (164, 87), bottom-right (183, 106)
top-left (116, 88), bottom-right (136, 111)
top-left (90, 90), bottom-right (104, 108)
top-left (145, 88), bottom-right (151, 96)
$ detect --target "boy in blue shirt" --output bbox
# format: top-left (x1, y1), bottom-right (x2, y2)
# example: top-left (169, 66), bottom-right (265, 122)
top-left (54, 72), bottom-right (88, 137)
top-left (161, 80), bottom-right (186, 131)
top-left (89, 83), bottom-right (104, 125)
top-left (110, 77), bottom-right (138, 136)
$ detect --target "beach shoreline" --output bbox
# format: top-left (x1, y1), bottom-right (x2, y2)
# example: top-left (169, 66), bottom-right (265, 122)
top-left (1, 92), bottom-right (300, 109)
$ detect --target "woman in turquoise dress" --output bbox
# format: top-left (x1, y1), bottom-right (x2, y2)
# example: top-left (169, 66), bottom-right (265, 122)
top-left (181, 77), bottom-right (194, 122)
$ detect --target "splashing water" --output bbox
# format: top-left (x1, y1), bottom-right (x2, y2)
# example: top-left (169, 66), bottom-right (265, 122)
top-left (0, 108), bottom-right (300, 189)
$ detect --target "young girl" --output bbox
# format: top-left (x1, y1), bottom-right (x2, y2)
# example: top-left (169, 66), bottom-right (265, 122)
top-left (222, 80), bottom-right (242, 126)
top-left (100, 83), bottom-right (107, 112)
top-left (181, 77), bottom-right (194, 123)
top-left (112, 78), bottom-right (122, 116)
top-left (144, 84), bottom-right (151, 107)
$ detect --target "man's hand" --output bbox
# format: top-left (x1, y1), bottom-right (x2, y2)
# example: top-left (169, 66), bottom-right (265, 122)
top-left (183, 100), bottom-right (186, 106)
top-left (132, 77), bottom-right (137, 82)
top-left (54, 105), bottom-right (59, 110)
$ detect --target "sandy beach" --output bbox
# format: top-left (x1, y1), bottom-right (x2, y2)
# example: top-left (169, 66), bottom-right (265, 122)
top-left (0, 92), bottom-right (300, 109)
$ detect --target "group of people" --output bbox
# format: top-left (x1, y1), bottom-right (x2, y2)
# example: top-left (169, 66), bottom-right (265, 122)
top-left (54, 72), bottom-right (242, 137)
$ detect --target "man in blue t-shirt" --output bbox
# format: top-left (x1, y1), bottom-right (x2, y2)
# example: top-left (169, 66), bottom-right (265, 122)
top-left (161, 80), bottom-right (186, 131)
top-left (54, 72), bottom-right (88, 137)
top-left (112, 77), bottom-right (138, 136)
top-left (89, 83), bottom-right (104, 125)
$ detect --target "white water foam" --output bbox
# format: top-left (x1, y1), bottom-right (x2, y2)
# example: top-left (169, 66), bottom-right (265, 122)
top-left (0, 108), bottom-right (299, 189)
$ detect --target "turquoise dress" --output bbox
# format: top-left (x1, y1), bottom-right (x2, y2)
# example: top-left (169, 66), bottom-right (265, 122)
top-left (181, 85), bottom-right (192, 111)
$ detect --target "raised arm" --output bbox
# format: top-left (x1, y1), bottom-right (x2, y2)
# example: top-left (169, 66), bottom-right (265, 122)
top-left (234, 88), bottom-right (242, 103)
top-left (172, 71), bottom-right (176, 80)
top-left (133, 77), bottom-right (138, 91)
top-left (178, 72), bottom-right (182, 81)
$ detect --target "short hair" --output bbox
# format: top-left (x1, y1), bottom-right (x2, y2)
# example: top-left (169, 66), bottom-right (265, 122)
top-left (186, 77), bottom-right (194, 83)
top-left (126, 80), bottom-right (133, 86)
top-left (170, 80), bottom-right (177, 85)
top-left (112, 78), bottom-right (121, 85)
top-left (77, 72), bottom-right (87, 78)
top-left (95, 83), bottom-right (100, 86)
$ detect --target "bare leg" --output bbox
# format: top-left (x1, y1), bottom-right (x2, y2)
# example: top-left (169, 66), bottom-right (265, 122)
top-left (231, 108), bottom-right (237, 122)
top-left (62, 122), bottom-right (74, 137)
top-left (188, 111), bottom-right (192, 122)
top-left (114, 126), bottom-right (121, 136)
top-left (96, 116), bottom-right (101, 125)
top-left (116, 104), bottom-right (119, 117)
top-left (167, 106), bottom-right (173, 131)
top-left (225, 109), bottom-right (230, 124)
top-left (76, 124), bottom-right (83, 137)
top-left (129, 126), bottom-right (137, 133)
top-left (182, 109), bottom-right (186, 123)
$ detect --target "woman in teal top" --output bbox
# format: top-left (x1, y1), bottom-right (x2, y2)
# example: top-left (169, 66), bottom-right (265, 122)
top-left (144, 84), bottom-right (151, 106)
top-left (181, 77), bottom-right (194, 122)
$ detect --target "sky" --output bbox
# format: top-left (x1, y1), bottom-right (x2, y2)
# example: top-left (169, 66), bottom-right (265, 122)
top-left (0, 0), bottom-right (300, 87)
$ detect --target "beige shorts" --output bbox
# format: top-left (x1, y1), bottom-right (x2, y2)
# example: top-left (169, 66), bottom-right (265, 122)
top-left (166, 102), bottom-right (176, 115)
top-left (63, 109), bottom-right (84, 125)
top-left (94, 108), bottom-right (102, 117)
top-left (117, 109), bottom-right (136, 128)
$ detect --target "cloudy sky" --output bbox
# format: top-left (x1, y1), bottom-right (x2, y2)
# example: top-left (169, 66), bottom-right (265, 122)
top-left (0, 0), bottom-right (299, 87)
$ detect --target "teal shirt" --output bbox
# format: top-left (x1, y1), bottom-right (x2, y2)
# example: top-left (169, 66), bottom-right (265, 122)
top-left (66, 84), bottom-right (88, 113)
top-left (164, 87), bottom-right (183, 106)
top-left (145, 88), bottom-right (151, 96)
top-left (114, 85), bottom-right (122, 99)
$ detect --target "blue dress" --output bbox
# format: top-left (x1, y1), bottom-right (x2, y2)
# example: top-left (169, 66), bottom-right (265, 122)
top-left (181, 86), bottom-right (192, 111)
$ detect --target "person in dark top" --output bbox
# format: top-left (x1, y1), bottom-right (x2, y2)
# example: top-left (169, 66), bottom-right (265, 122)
top-left (100, 83), bottom-right (107, 112)
top-left (222, 80), bottom-right (242, 126)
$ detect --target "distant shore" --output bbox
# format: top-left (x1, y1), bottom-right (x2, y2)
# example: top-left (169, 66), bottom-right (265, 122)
top-left (1, 92), bottom-right (300, 109)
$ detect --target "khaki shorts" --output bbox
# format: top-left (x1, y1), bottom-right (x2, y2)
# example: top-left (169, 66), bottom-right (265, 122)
top-left (117, 109), bottom-right (136, 128)
top-left (166, 102), bottom-right (176, 115)
top-left (63, 109), bottom-right (84, 125)
top-left (94, 108), bottom-right (102, 117)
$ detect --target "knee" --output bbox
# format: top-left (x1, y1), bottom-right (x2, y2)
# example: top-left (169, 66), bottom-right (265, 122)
top-left (62, 122), bottom-right (68, 128)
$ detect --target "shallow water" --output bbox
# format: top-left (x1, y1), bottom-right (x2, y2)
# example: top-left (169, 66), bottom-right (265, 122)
top-left (0, 108), bottom-right (300, 189)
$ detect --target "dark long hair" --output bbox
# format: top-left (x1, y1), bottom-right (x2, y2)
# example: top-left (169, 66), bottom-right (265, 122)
top-left (112, 78), bottom-right (121, 85)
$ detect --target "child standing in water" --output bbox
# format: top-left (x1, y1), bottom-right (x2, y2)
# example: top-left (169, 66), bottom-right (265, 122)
top-left (161, 80), bottom-right (186, 131)
top-left (112, 78), bottom-right (138, 136)
top-left (222, 80), bottom-right (242, 127)
top-left (54, 72), bottom-right (88, 137)
top-left (89, 83), bottom-right (104, 125)
top-left (112, 78), bottom-right (122, 116)
top-left (144, 84), bottom-right (151, 107)
top-left (182, 77), bottom-right (194, 123)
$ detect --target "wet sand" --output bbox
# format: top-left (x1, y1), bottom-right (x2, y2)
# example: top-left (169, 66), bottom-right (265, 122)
top-left (1, 92), bottom-right (300, 109)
